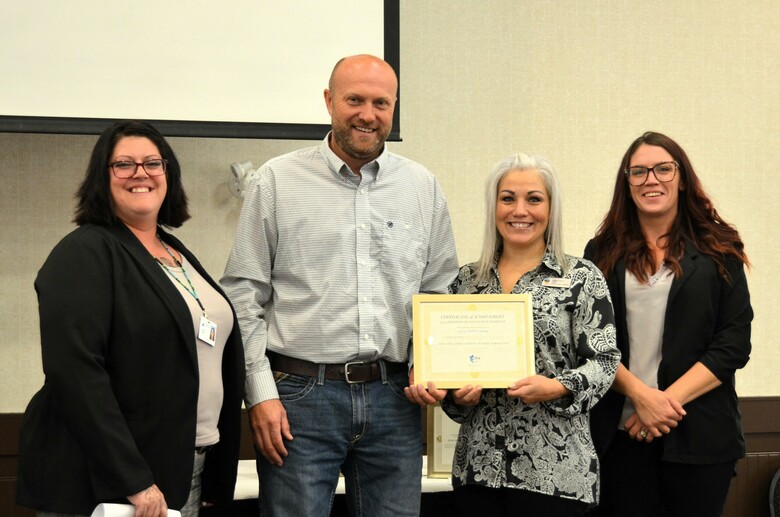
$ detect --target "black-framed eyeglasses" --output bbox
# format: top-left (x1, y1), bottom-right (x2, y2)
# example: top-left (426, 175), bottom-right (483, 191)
top-left (109, 159), bottom-right (168, 179)
top-left (625, 161), bottom-right (678, 186)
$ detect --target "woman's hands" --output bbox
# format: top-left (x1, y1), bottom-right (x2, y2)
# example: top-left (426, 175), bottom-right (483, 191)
top-left (613, 364), bottom-right (685, 442)
top-left (451, 385), bottom-right (483, 406)
top-left (411, 375), bottom-right (570, 407)
top-left (405, 367), bottom-right (484, 407)
top-left (626, 362), bottom-right (722, 442)
top-left (507, 375), bottom-right (570, 403)
top-left (128, 484), bottom-right (167, 517)
top-left (625, 385), bottom-right (685, 441)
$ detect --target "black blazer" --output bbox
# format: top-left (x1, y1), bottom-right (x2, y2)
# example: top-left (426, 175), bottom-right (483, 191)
top-left (584, 240), bottom-right (752, 464)
top-left (17, 223), bottom-right (245, 514)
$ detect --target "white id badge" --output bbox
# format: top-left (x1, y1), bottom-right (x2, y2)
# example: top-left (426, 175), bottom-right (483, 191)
top-left (198, 315), bottom-right (217, 346)
top-left (542, 277), bottom-right (572, 288)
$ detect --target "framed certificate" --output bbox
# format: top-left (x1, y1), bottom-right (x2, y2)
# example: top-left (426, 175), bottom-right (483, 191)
top-left (413, 294), bottom-right (535, 388)
top-left (426, 404), bottom-right (461, 478)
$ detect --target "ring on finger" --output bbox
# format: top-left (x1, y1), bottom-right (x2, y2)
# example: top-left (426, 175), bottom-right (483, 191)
top-left (639, 428), bottom-right (648, 439)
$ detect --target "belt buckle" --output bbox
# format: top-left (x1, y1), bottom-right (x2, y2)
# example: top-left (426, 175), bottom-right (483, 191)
top-left (344, 361), bottom-right (367, 384)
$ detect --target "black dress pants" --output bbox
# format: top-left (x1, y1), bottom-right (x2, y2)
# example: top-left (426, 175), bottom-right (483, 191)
top-left (454, 484), bottom-right (589, 517)
top-left (592, 430), bottom-right (736, 517)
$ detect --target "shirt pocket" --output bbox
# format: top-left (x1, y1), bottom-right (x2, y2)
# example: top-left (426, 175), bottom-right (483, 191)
top-left (379, 221), bottom-right (425, 278)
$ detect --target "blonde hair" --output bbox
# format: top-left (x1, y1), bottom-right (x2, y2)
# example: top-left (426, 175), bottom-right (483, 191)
top-left (475, 153), bottom-right (566, 283)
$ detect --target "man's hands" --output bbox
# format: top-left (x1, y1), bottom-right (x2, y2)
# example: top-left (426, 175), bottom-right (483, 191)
top-left (249, 399), bottom-right (293, 466)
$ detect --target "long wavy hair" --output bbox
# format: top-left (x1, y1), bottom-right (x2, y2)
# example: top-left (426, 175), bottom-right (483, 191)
top-left (74, 120), bottom-right (190, 228)
top-left (475, 153), bottom-right (566, 283)
top-left (591, 131), bottom-right (748, 282)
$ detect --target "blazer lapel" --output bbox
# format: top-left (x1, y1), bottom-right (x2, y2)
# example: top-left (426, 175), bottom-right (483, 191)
top-left (612, 257), bottom-right (630, 363)
top-left (667, 241), bottom-right (699, 306)
top-left (109, 224), bottom-right (199, 370)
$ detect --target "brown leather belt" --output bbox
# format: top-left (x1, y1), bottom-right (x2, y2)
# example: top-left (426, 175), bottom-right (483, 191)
top-left (269, 353), bottom-right (407, 384)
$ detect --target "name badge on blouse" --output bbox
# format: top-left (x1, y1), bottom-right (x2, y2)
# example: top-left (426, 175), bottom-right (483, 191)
top-left (542, 277), bottom-right (571, 288)
top-left (198, 315), bottom-right (217, 346)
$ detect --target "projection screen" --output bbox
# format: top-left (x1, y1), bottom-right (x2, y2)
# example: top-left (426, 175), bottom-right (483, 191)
top-left (0, 0), bottom-right (400, 139)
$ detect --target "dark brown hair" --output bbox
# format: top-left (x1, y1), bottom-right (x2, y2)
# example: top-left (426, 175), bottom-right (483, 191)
top-left (74, 120), bottom-right (189, 228)
top-left (591, 131), bottom-right (748, 282)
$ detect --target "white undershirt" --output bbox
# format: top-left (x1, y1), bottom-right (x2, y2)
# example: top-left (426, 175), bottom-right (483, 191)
top-left (160, 256), bottom-right (233, 446)
top-left (619, 265), bottom-right (673, 429)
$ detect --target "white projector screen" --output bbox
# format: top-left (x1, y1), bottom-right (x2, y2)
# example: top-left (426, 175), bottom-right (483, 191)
top-left (0, 0), bottom-right (400, 139)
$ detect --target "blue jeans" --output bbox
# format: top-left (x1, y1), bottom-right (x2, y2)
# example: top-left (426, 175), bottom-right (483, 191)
top-left (258, 365), bottom-right (422, 517)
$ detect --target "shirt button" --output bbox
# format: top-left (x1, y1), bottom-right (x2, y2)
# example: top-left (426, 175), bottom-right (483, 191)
top-left (364, 334), bottom-right (370, 340)
top-left (360, 224), bottom-right (366, 230)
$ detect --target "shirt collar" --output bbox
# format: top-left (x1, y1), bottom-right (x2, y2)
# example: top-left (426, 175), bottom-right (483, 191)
top-left (490, 247), bottom-right (564, 278)
top-left (540, 249), bottom-right (564, 276)
top-left (320, 131), bottom-right (387, 183)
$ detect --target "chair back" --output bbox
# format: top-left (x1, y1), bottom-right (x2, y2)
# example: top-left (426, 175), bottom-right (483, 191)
top-left (771, 467), bottom-right (780, 517)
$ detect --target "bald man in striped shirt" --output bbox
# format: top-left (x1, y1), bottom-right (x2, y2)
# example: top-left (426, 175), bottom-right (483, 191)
top-left (222, 54), bottom-right (458, 517)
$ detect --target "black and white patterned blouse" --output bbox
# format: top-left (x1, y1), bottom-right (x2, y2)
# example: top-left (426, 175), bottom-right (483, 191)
top-left (440, 251), bottom-right (620, 504)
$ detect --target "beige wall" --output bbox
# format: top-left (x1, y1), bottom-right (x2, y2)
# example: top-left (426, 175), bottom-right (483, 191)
top-left (2, 0), bottom-right (778, 412)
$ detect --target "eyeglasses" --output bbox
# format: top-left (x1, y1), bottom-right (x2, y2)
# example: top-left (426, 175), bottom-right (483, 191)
top-left (625, 161), bottom-right (678, 186)
top-left (109, 159), bottom-right (168, 179)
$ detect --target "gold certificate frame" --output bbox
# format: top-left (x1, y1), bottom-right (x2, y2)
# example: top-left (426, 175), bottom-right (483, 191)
top-left (413, 293), bottom-right (535, 388)
top-left (426, 404), bottom-right (461, 478)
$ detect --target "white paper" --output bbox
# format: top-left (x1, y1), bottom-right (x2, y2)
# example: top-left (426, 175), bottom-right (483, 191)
top-left (91, 503), bottom-right (181, 517)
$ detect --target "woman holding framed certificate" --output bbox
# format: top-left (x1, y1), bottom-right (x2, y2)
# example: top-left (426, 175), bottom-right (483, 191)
top-left (439, 153), bottom-right (620, 516)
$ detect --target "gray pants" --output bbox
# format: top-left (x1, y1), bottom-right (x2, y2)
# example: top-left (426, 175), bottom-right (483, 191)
top-left (180, 448), bottom-right (207, 517)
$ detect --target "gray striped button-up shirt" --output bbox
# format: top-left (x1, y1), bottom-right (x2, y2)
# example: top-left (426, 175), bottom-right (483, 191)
top-left (221, 134), bottom-right (459, 406)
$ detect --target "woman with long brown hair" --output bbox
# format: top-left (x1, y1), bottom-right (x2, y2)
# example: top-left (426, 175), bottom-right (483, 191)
top-left (585, 131), bottom-right (752, 516)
